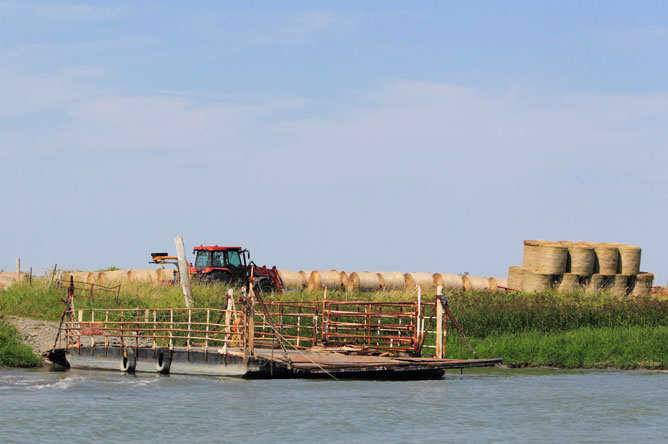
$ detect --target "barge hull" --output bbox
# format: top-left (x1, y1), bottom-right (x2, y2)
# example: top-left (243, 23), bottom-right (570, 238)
top-left (57, 346), bottom-right (501, 380)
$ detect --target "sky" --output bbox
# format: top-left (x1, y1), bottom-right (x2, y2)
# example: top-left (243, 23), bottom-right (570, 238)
top-left (1, 1), bottom-right (667, 283)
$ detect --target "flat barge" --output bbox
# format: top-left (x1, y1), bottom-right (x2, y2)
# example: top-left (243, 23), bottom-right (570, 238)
top-left (49, 281), bottom-right (501, 380)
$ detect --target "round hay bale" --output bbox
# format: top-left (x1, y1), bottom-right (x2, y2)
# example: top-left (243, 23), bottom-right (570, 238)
top-left (102, 270), bottom-right (130, 283)
top-left (507, 266), bottom-right (525, 290)
top-left (492, 277), bottom-right (508, 291)
top-left (88, 272), bottom-right (104, 284)
top-left (307, 270), bottom-right (342, 291)
top-left (462, 275), bottom-right (490, 292)
top-left (522, 240), bottom-right (543, 270)
top-left (404, 273), bottom-right (436, 291)
top-left (611, 275), bottom-right (630, 297)
top-left (522, 271), bottom-right (553, 292)
top-left (299, 271), bottom-right (311, 288)
top-left (69, 271), bottom-right (89, 282)
top-left (432, 273), bottom-right (463, 291)
top-left (278, 270), bottom-right (303, 290)
top-left (378, 272), bottom-right (407, 291)
top-left (557, 273), bottom-right (581, 292)
top-left (536, 242), bottom-right (568, 274)
top-left (346, 272), bottom-right (382, 292)
top-left (567, 243), bottom-right (595, 275)
top-left (593, 245), bottom-right (619, 275)
top-left (129, 269), bottom-right (156, 283)
top-left (339, 271), bottom-right (356, 289)
top-left (157, 268), bottom-right (176, 282)
top-left (587, 274), bottom-right (613, 293)
top-left (617, 245), bottom-right (641, 275)
top-left (630, 273), bottom-right (654, 297)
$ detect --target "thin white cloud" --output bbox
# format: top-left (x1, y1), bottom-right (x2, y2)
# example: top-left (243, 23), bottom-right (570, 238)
top-left (192, 9), bottom-right (354, 52)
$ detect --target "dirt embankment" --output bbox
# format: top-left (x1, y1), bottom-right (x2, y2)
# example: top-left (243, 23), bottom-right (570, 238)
top-left (5, 316), bottom-right (61, 356)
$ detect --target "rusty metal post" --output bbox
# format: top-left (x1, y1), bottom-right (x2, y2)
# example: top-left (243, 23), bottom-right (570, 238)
top-left (436, 286), bottom-right (444, 359)
top-left (205, 309), bottom-right (210, 353)
top-left (169, 309), bottom-right (173, 349)
top-left (249, 297), bottom-right (255, 355)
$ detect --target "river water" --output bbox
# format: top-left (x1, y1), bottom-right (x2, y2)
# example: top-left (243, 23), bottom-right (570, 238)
top-left (1, 367), bottom-right (666, 443)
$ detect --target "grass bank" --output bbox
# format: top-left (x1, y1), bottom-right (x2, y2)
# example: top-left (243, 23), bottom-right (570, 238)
top-left (0, 317), bottom-right (41, 368)
top-left (446, 325), bottom-right (668, 369)
top-left (2, 280), bottom-right (667, 369)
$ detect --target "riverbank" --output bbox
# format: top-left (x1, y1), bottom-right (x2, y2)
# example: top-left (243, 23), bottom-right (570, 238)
top-left (447, 325), bottom-right (668, 369)
top-left (0, 317), bottom-right (41, 368)
top-left (2, 280), bottom-right (667, 370)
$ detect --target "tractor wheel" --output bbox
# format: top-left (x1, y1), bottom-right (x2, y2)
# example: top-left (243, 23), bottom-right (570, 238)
top-left (254, 277), bottom-right (275, 295)
top-left (211, 271), bottom-right (232, 285)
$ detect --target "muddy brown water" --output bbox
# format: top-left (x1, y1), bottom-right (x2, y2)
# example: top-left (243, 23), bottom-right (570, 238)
top-left (1, 367), bottom-right (667, 443)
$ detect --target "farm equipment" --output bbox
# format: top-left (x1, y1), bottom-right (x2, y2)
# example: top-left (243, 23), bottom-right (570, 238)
top-left (189, 245), bottom-right (283, 293)
top-left (149, 253), bottom-right (180, 283)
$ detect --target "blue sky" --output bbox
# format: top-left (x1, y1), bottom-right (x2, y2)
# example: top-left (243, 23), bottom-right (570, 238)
top-left (1, 1), bottom-right (667, 283)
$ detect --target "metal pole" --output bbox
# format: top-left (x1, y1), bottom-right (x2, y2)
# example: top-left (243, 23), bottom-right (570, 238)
top-left (174, 236), bottom-right (194, 307)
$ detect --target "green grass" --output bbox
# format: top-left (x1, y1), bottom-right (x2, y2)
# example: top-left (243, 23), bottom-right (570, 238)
top-left (445, 325), bottom-right (668, 369)
top-left (0, 317), bottom-right (41, 368)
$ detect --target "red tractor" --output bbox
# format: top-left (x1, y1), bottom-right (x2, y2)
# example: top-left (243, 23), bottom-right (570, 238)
top-left (189, 245), bottom-right (283, 293)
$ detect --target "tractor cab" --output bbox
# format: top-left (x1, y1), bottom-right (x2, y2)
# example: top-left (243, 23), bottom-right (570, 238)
top-left (191, 245), bottom-right (250, 283)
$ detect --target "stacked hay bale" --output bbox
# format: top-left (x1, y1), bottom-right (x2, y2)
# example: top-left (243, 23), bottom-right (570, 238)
top-left (508, 240), bottom-right (650, 296)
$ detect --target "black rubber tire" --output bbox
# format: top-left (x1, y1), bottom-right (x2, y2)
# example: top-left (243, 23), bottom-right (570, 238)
top-left (156, 348), bottom-right (171, 374)
top-left (254, 277), bottom-right (275, 295)
top-left (120, 348), bottom-right (136, 373)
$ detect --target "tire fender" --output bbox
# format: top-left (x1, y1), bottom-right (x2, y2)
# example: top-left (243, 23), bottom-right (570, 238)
top-left (156, 348), bottom-right (172, 374)
top-left (120, 347), bottom-right (137, 373)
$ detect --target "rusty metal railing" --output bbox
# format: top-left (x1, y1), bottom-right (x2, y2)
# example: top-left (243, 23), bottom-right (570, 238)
top-left (55, 278), bottom-right (121, 302)
top-left (64, 306), bottom-right (246, 352)
top-left (320, 301), bottom-right (419, 353)
top-left (59, 280), bottom-right (451, 358)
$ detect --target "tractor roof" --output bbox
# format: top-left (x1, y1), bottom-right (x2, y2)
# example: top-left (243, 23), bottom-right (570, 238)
top-left (193, 245), bottom-right (242, 251)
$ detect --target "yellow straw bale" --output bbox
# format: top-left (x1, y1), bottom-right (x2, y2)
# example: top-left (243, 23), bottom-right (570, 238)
top-left (129, 269), bottom-right (157, 283)
top-left (617, 245), bottom-right (641, 275)
top-left (507, 266), bottom-right (525, 290)
top-left (404, 273), bottom-right (436, 291)
top-left (557, 273), bottom-right (581, 292)
top-left (587, 274), bottom-right (612, 293)
top-left (299, 271), bottom-right (311, 288)
top-left (157, 268), bottom-right (176, 282)
top-left (462, 275), bottom-right (490, 291)
top-left (536, 242), bottom-right (568, 274)
top-left (522, 270), bottom-right (553, 292)
top-left (630, 273), bottom-right (654, 297)
top-left (566, 243), bottom-right (595, 275)
top-left (611, 275), bottom-right (630, 297)
top-left (377, 272), bottom-right (407, 291)
top-left (277, 270), bottom-right (303, 290)
top-left (491, 277), bottom-right (508, 291)
top-left (432, 273), bottom-right (463, 291)
top-left (522, 240), bottom-right (543, 270)
top-left (346, 272), bottom-right (382, 292)
top-left (101, 270), bottom-right (130, 283)
top-left (594, 245), bottom-right (619, 275)
top-left (307, 270), bottom-right (342, 291)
